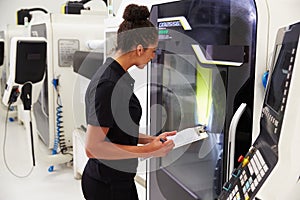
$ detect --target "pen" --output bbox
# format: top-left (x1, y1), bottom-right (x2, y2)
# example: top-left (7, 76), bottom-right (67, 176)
top-left (160, 138), bottom-right (166, 143)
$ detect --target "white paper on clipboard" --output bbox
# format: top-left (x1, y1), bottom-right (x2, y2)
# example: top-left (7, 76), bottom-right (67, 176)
top-left (167, 125), bottom-right (208, 149)
top-left (139, 125), bottom-right (208, 162)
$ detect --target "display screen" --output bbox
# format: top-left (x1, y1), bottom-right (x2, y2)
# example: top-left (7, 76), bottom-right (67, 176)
top-left (15, 41), bottom-right (47, 84)
top-left (266, 42), bottom-right (296, 113)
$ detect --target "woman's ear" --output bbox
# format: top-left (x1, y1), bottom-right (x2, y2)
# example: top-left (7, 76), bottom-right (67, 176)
top-left (136, 44), bottom-right (144, 56)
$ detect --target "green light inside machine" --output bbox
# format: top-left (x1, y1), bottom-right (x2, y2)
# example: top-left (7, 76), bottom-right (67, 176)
top-left (159, 29), bottom-right (169, 35)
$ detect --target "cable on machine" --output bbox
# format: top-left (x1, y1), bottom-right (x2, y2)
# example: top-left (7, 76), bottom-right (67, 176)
top-left (48, 77), bottom-right (72, 172)
top-left (2, 85), bottom-right (34, 178)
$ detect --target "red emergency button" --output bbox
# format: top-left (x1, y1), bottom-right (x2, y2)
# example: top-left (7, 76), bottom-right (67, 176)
top-left (238, 155), bottom-right (244, 163)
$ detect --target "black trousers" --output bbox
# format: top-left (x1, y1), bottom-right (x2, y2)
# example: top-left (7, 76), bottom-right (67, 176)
top-left (81, 171), bottom-right (139, 200)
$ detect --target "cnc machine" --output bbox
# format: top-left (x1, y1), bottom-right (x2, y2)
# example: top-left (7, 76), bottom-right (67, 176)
top-left (28, 3), bottom-right (108, 170)
top-left (0, 25), bottom-right (29, 119)
top-left (146, 0), bottom-right (300, 200)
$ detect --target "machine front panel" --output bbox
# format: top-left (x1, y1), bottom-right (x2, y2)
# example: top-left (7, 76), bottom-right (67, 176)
top-left (148, 0), bottom-right (257, 199)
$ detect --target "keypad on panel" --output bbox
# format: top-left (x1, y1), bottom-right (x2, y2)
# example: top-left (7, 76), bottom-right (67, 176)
top-left (224, 148), bottom-right (269, 200)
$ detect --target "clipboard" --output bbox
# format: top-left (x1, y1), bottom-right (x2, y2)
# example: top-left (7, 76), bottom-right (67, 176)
top-left (167, 124), bottom-right (208, 149)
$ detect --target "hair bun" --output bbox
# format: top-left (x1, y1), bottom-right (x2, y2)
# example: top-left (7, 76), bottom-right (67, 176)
top-left (123, 4), bottom-right (150, 22)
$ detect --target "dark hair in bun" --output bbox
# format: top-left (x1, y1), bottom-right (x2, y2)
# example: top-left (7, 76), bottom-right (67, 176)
top-left (123, 4), bottom-right (149, 22)
top-left (117, 4), bottom-right (158, 53)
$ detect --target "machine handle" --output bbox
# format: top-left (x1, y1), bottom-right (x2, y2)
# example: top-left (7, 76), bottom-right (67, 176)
top-left (227, 103), bottom-right (247, 181)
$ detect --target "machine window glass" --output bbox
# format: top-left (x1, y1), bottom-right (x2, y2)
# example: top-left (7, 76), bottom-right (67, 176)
top-left (154, 52), bottom-right (225, 198)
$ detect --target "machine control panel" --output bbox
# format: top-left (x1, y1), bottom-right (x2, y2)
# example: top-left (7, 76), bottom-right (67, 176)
top-left (219, 21), bottom-right (300, 200)
top-left (261, 108), bottom-right (279, 134)
top-left (219, 146), bottom-right (270, 200)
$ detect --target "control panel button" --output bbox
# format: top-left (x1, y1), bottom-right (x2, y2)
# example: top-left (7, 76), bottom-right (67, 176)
top-left (238, 155), bottom-right (244, 163)
top-left (242, 157), bottom-right (250, 167)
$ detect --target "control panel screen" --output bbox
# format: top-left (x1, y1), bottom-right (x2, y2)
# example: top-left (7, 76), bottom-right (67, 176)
top-left (266, 43), bottom-right (295, 113)
top-left (15, 41), bottom-right (47, 84)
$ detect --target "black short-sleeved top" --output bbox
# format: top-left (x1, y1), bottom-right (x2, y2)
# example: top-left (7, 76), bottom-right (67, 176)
top-left (84, 57), bottom-right (142, 181)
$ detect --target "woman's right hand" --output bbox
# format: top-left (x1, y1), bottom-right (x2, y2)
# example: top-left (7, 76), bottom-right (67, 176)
top-left (145, 131), bottom-right (176, 157)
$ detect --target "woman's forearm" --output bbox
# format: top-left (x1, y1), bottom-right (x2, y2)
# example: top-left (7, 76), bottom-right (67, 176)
top-left (138, 133), bottom-right (155, 144)
top-left (85, 125), bottom-right (152, 159)
top-left (85, 125), bottom-right (175, 160)
top-left (86, 140), bottom-right (152, 160)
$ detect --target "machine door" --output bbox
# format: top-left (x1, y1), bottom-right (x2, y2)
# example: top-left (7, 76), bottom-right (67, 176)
top-left (148, 0), bottom-right (257, 199)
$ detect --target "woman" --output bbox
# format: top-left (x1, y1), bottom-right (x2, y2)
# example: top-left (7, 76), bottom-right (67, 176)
top-left (81, 4), bottom-right (176, 200)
